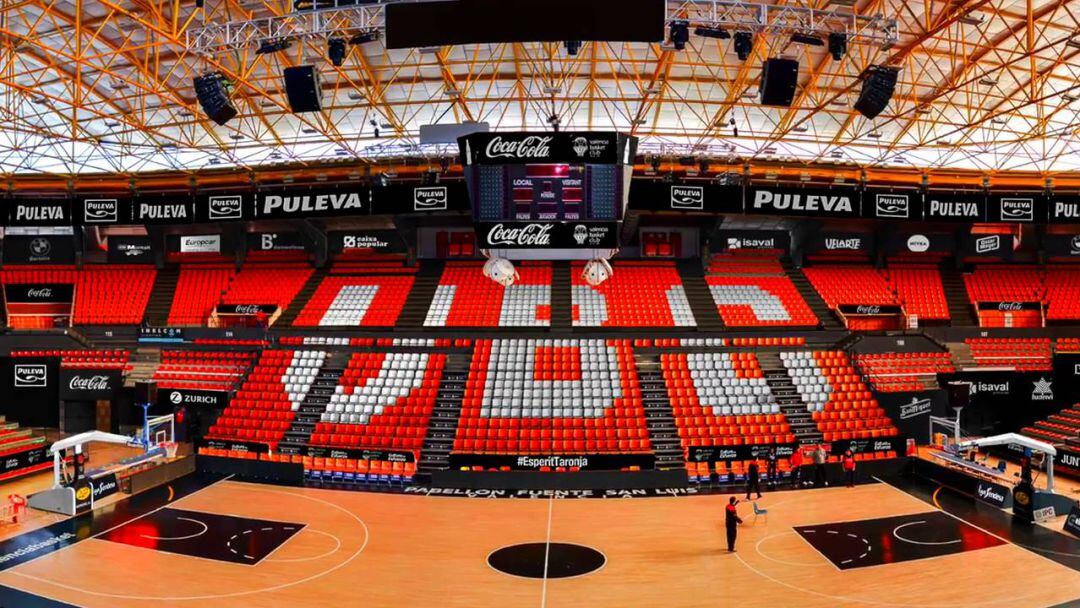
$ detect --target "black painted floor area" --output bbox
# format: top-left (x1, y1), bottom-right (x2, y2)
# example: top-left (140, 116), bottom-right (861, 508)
top-left (877, 474), bottom-right (1080, 573)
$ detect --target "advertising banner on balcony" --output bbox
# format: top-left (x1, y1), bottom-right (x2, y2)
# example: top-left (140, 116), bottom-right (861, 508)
top-left (745, 186), bottom-right (861, 218)
top-left (962, 233), bottom-right (1013, 258)
top-left (1048, 194), bottom-right (1080, 224)
top-left (247, 231), bottom-right (306, 252)
top-left (6, 199), bottom-right (72, 227)
top-left (447, 453), bottom-right (654, 471)
top-left (328, 230), bottom-right (406, 253)
top-left (74, 197), bottom-right (133, 225)
top-left (806, 231), bottom-right (874, 254)
top-left (923, 191), bottom-right (987, 222)
top-left (107, 235), bottom-right (154, 264)
top-left (254, 187), bottom-right (370, 220)
top-left (195, 193), bottom-right (251, 223)
top-left (711, 229), bottom-right (790, 252)
top-left (882, 231), bottom-right (955, 255)
top-left (986, 193), bottom-right (1048, 224)
top-left (2, 234), bottom-right (77, 264)
top-left (371, 182), bottom-right (470, 214)
top-left (132, 196), bottom-right (195, 225)
top-left (59, 369), bottom-right (122, 400)
top-left (3, 284), bottom-right (74, 303)
top-left (628, 181), bottom-right (743, 213)
top-left (861, 188), bottom-right (923, 220)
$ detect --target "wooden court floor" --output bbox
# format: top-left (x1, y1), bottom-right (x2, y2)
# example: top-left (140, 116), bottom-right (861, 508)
top-left (0, 478), bottom-right (1077, 608)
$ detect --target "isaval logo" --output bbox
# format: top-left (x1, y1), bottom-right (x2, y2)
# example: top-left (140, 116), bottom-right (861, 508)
top-left (413, 186), bottom-right (448, 210)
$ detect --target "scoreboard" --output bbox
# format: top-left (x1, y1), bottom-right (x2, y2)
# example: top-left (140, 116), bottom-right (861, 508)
top-left (460, 132), bottom-right (636, 224)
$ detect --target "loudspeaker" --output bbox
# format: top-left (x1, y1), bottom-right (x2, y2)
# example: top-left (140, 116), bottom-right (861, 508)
top-left (760, 58), bottom-right (799, 107)
top-left (946, 381), bottom-right (970, 409)
top-left (193, 72), bottom-right (238, 126)
top-left (283, 65), bottom-right (323, 113)
top-left (135, 380), bottom-right (157, 407)
top-left (854, 65), bottom-right (899, 119)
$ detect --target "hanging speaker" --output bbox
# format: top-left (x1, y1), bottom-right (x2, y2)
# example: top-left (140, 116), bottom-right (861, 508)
top-left (135, 381), bottom-right (157, 407)
top-left (759, 58), bottom-right (799, 107)
top-left (854, 65), bottom-right (899, 119)
top-left (283, 65), bottom-right (323, 113)
top-left (193, 72), bottom-right (238, 126)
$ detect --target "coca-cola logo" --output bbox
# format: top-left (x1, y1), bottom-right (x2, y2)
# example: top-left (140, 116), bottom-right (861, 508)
top-left (856, 305), bottom-right (881, 315)
top-left (68, 375), bottom-right (110, 391)
top-left (26, 288), bottom-right (53, 298)
top-left (484, 135), bottom-right (552, 159)
top-left (233, 305), bottom-right (262, 314)
top-left (997, 302), bottom-right (1023, 311)
top-left (486, 223), bottom-right (552, 247)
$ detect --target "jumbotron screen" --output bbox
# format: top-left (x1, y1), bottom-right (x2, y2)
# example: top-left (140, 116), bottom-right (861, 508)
top-left (459, 132), bottom-right (636, 223)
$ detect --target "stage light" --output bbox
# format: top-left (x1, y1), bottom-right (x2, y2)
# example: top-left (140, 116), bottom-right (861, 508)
top-left (694, 26), bottom-right (730, 39)
top-left (790, 32), bottom-right (824, 46)
top-left (669, 21), bottom-right (689, 50)
top-left (828, 32), bottom-right (847, 60)
top-left (564, 40), bottom-right (581, 56)
top-left (255, 38), bottom-right (292, 55)
top-left (733, 32), bottom-right (753, 61)
top-left (328, 37), bottom-right (347, 67)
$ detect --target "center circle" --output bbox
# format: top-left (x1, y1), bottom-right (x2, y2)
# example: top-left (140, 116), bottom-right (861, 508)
top-left (488, 543), bottom-right (605, 579)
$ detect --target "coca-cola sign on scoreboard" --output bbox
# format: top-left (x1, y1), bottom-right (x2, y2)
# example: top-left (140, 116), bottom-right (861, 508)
top-left (475, 221), bottom-right (618, 249)
top-left (460, 132), bottom-right (628, 165)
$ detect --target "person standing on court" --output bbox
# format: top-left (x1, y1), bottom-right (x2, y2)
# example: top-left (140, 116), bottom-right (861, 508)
top-left (766, 447), bottom-right (778, 488)
top-left (842, 449), bottom-right (857, 487)
top-left (745, 459), bottom-right (763, 499)
top-left (790, 446), bottom-right (804, 488)
top-left (725, 497), bottom-right (743, 552)
top-left (813, 444), bottom-right (828, 487)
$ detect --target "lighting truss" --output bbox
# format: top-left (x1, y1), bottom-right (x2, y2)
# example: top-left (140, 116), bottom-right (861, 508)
top-left (186, 0), bottom-right (898, 55)
top-left (671, 0), bottom-right (898, 48)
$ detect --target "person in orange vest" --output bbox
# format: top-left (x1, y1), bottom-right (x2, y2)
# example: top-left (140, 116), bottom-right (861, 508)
top-left (725, 497), bottom-right (743, 552)
top-left (790, 447), bottom-right (804, 488)
top-left (842, 449), bottom-right (857, 487)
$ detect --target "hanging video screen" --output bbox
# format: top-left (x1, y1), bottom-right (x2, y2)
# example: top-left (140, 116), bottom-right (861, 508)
top-left (471, 163), bottom-right (620, 221)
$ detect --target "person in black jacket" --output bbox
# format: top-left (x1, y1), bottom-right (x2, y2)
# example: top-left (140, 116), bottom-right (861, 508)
top-left (766, 447), bottom-right (778, 487)
top-left (745, 460), bottom-right (763, 499)
top-left (725, 497), bottom-right (743, 552)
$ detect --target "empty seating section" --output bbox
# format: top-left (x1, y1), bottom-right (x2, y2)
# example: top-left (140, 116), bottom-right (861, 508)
top-left (707, 276), bottom-right (817, 326)
top-left (884, 266), bottom-right (949, 320)
top-left (1021, 404), bottom-right (1080, 450)
top-left (454, 339), bottom-right (649, 455)
top-left (852, 352), bottom-right (954, 392)
top-left (220, 263), bottom-right (313, 309)
top-left (309, 352), bottom-right (446, 461)
top-left (293, 275), bottom-right (415, 327)
top-left (206, 349), bottom-right (327, 448)
top-left (964, 266), bottom-right (1044, 327)
top-left (661, 352), bottom-right (793, 449)
top-left (11, 349), bottom-right (130, 370)
top-left (804, 266), bottom-right (895, 308)
top-left (966, 338), bottom-right (1052, 371)
top-left (781, 351), bottom-right (898, 442)
top-left (425, 262), bottom-right (551, 327)
top-left (168, 265), bottom-right (236, 325)
top-left (1, 265), bottom-right (155, 325)
top-left (571, 262), bottom-right (695, 327)
top-left (153, 350), bottom-right (256, 390)
top-left (1045, 267), bottom-right (1080, 321)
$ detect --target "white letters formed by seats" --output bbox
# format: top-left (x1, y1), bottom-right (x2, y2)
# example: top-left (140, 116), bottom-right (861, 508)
top-left (499, 283), bottom-right (551, 326)
top-left (665, 286), bottom-right (696, 326)
top-left (481, 339), bottom-right (622, 418)
top-left (686, 353), bottom-right (779, 417)
top-left (423, 284), bottom-right (456, 326)
top-left (320, 284), bottom-right (379, 326)
top-left (284, 350), bottom-right (326, 411)
top-left (572, 285), bottom-right (608, 326)
top-left (780, 351), bottom-right (830, 412)
top-left (709, 284), bottom-right (791, 321)
top-left (322, 353), bottom-right (431, 424)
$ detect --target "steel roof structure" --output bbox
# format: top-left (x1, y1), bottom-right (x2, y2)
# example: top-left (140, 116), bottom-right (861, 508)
top-left (3, 0), bottom-right (1080, 178)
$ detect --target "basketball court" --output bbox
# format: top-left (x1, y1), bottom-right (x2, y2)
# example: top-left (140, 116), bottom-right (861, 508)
top-left (0, 475), bottom-right (1075, 607)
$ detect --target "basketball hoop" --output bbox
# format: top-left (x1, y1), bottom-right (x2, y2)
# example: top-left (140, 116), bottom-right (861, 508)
top-left (160, 441), bottom-right (179, 459)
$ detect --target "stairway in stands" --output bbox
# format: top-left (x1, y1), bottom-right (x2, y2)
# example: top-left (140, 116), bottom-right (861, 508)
top-left (550, 261), bottom-right (572, 329)
top-left (676, 259), bottom-right (724, 331)
top-left (783, 261), bottom-right (842, 330)
top-left (125, 347), bottom-right (161, 388)
top-left (946, 341), bottom-right (977, 370)
top-left (278, 266), bottom-right (328, 327)
top-left (416, 349), bottom-right (473, 479)
top-left (634, 354), bottom-right (686, 471)
top-left (939, 266), bottom-right (977, 326)
top-left (397, 260), bottom-right (445, 328)
top-left (757, 351), bottom-right (823, 446)
top-left (277, 351), bottom-right (351, 455)
top-left (143, 266), bottom-right (179, 326)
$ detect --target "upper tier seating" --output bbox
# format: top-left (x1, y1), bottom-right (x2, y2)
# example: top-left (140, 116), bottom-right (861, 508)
top-left (1021, 404), bottom-right (1080, 450)
top-left (206, 349), bottom-right (327, 448)
top-left (1045, 266), bottom-right (1080, 321)
top-left (309, 352), bottom-right (447, 463)
top-left (11, 349), bottom-right (131, 370)
top-left (425, 262), bottom-right (551, 327)
top-left (883, 266), bottom-right (949, 320)
top-left (964, 266), bottom-right (1044, 327)
top-left (704, 252), bottom-right (817, 327)
top-left (661, 352), bottom-right (794, 448)
top-left (804, 265), bottom-right (949, 326)
top-left (152, 350), bottom-right (257, 391)
top-left (852, 352), bottom-right (954, 392)
top-left (781, 350), bottom-right (899, 442)
top-left (1, 265), bottom-right (155, 325)
top-left (293, 275), bottom-right (415, 327)
top-left (168, 263), bottom-right (313, 326)
top-left (571, 261), bottom-right (695, 327)
top-left (965, 338), bottom-right (1052, 371)
top-left (454, 339), bottom-right (649, 455)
